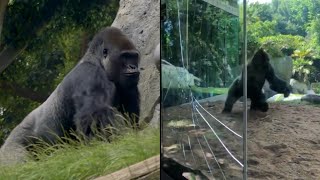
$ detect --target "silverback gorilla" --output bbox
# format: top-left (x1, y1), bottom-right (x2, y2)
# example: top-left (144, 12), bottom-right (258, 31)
top-left (0, 27), bottom-right (140, 165)
top-left (223, 48), bottom-right (290, 113)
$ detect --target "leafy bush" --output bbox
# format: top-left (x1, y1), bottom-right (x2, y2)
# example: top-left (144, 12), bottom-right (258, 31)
top-left (259, 35), bottom-right (306, 57)
top-left (292, 49), bottom-right (316, 82)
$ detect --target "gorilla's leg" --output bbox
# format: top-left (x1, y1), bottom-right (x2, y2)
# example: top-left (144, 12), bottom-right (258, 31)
top-left (72, 82), bottom-right (115, 137)
top-left (223, 79), bottom-right (242, 113)
top-left (250, 92), bottom-right (268, 112)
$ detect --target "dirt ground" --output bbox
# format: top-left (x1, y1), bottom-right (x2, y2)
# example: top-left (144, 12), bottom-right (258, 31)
top-left (162, 101), bottom-right (320, 179)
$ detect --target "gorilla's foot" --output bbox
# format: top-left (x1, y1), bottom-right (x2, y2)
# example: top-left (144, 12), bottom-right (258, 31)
top-left (222, 108), bottom-right (232, 113)
top-left (250, 102), bottom-right (269, 112)
top-left (284, 92), bottom-right (290, 98)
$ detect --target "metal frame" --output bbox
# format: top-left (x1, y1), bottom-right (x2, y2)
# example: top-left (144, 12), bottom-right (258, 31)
top-left (242, 0), bottom-right (248, 179)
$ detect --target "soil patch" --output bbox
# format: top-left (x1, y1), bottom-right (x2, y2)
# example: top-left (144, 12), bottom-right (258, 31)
top-left (162, 101), bottom-right (320, 179)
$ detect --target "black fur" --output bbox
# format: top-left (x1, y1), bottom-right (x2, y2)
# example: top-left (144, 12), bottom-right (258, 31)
top-left (223, 48), bottom-right (290, 113)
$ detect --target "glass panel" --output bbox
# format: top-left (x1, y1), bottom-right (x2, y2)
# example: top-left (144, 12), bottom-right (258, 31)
top-left (245, 0), bottom-right (320, 179)
top-left (161, 0), bottom-right (247, 179)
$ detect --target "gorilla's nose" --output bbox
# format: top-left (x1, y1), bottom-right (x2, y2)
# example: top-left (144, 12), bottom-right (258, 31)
top-left (126, 64), bottom-right (139, 74)
top-left (128, 64), bottom-right (137, 69)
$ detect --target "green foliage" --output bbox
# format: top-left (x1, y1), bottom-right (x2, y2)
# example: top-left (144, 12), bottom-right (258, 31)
top-left (190, 86), bottom-right (228, 94)
top-left (292, 49), bottom-right (315, 82)
top-left (311, 83), bottom-right (320, 93)
top-left (306, 17), bottom-right (320, 56)
top-left (247, 0), bottom-right (320, 55)
top-left (247, 2), bottom-right (273, 22)
top-left (248, 20), bottom-right (277, 38)
top-left (247, 0), bottom-right (320, 84)
top-left (162, 0), bottom-right (240, 88)
top-left (0, 127), bottom-right (160, 179)
top-left (259, 35), bottom-right (306, 57)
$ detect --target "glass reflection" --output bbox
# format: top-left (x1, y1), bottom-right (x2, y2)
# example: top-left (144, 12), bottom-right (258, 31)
top-left (161, 0), bottom-right (245, 179)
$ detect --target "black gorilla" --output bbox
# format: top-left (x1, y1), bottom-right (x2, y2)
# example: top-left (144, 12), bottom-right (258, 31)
top-left (161, 154), bottom-right (209, 180)
top-left (0, 27), bottom-right (140, 165)
top-left (223, 48), bottom-right (290, 113)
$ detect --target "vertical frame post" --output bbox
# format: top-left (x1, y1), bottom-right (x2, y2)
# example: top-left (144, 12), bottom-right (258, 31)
top-left (242, 0), bottom-right (248, 179)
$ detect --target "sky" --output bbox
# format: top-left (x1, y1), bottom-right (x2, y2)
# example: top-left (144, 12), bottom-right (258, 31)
top-left (247, 0), bottom-right (272, 4)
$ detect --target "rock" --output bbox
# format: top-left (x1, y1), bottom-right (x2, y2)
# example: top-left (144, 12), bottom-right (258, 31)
top-left (290, 78), bottom-right (308, 94)
top-left (269, 56), bottom-right (293, 84)
top-left (162, 62), bottom-right (201, 89)
top-left (301, 94), bottom-right (320, 104)
top-left (218, 158), bottom-right (225, 165)
top-left (153, 43), bottom-right (160, 70)
top-left (149, 103), bottom-right (160, 128)
top-left (263, 81), bottom-right (278, 99)
top-left (111, 0), bottom-right (160, 123)
top-left (267, 93), bottom-right (303, 102)
top-left (307, 89), bottom-right (316, 95)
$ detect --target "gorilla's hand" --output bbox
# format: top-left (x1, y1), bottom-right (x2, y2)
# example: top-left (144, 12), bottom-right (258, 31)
top-left (283, 87), bottom-right (290, 97)
top-left (270, 83), bottom-right (290, 97)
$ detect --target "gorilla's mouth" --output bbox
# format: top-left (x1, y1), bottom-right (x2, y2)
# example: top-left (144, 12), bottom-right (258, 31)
top-left (123, 72), bottom-right (140, 76)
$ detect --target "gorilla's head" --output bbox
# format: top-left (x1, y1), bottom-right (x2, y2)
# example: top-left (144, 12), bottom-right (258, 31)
top-left (88, 27), bottom-right (140, 88)
top-left (251, 48), bottom-right (270, 69)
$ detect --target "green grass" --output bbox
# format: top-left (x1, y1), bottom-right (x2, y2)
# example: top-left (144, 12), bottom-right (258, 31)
top-left (273, 99), bottom-right (320, 107)
top-left (190, 86), bottom-right (228, 94)
top-left (0, 127), bottom-right (160, 180)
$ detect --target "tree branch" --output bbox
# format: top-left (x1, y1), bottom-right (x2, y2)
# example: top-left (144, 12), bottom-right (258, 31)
top-left (0, 81), bottom-right (49, 103)
top-left (0, 45), bottom-right (27, 74)
top-left (0, 0), bottom-right (8, 42)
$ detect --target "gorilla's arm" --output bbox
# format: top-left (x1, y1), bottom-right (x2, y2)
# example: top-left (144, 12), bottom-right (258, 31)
top-left (114, 86), bottom-right (140, 126)
top-left (69, 63), bottom-right (116, 136)
top-left (265, 64), bottom-right (290, 97)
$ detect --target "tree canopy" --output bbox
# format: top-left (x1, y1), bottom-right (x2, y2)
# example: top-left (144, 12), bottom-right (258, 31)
top-left (247, 0), bottom-right (320, 83)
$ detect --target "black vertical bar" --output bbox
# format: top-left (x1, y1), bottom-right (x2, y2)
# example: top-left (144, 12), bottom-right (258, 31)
top-left (242, 0), bottom-right (248, 179)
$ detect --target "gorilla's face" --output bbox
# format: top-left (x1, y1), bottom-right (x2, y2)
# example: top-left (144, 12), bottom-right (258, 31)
top-left (100, 27), bottom-right (140, 88)
top-left (118, 50), bottom-right (140, 87)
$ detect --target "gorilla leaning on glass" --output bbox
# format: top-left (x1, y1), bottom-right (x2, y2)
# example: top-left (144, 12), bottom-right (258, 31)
top-left (0, 27), bottom-right (141, 165)
top-left (223, 48), bottom-right (291, 113)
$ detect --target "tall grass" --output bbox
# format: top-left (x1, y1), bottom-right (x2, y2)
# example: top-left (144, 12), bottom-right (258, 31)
top-left (0, 124), bottom-right (160, 180)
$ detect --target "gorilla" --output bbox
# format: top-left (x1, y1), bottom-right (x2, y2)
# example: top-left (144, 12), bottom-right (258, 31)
top-left (223, 48), bottom-right (290, 113)
top-left (0, 27), bottom-right (140, 165)
top-left (161, 154), bottom-right (209, 180)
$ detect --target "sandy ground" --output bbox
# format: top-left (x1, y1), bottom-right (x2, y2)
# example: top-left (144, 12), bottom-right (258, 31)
top-left (162, 101), bottom-right (320, 179)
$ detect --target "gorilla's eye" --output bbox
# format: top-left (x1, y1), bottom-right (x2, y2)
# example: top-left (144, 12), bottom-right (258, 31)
top-left (103, 49), bottom-right (108, 58)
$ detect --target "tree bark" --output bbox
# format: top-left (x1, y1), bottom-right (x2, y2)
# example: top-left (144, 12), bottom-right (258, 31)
top-left (0, 81), bottom-right (49, 103)
top-left (0, 0), bottom-right (8, 42)
top-left (0, 45), bottom-right (27, 74)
